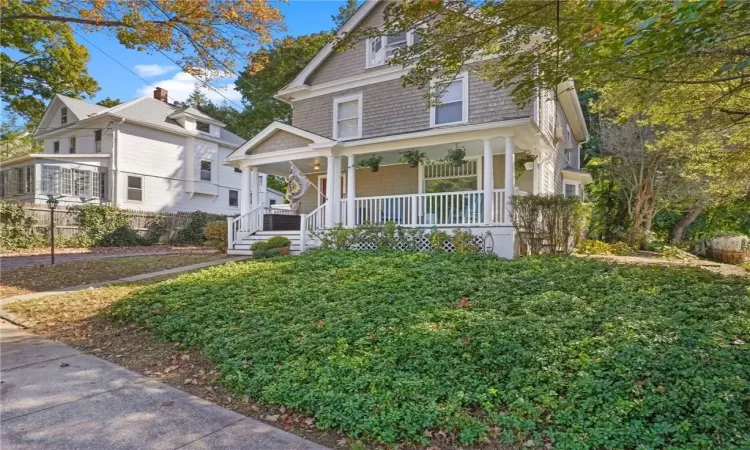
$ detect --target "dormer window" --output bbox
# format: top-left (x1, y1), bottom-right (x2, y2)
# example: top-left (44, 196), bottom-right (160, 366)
top-left (60, 107), bottom-right (68, 125)
top-left (366, 31), bottom-right (419, 68)
top-left (196, 121), bottom-right (210, 133)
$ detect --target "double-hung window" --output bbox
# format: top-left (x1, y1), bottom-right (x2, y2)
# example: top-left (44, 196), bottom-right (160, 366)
top-left (95, 130), bottom-right (102, 153)
top-left (53, 141), bottom-right (60, 154)
top-left (333, 94), bottom-right (362, 140)
top-left (60, 107), bottom-right (68, 125)
top-left (564, 182), bottom-right (582, 200)
top-left (200, 159), bottom-right (212, 181)
top-left (430, 74), bottom-right (468, 127)
top-left (127, 175), bottom-right (143, 202)
top-left (228, 189), bottom-right (238, 207)
top-left (69, 137), bottom-right (76, 154)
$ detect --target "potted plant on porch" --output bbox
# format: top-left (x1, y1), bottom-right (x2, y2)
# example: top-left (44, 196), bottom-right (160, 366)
top-left (399, 149), bottom-right (427, 168)
top-left (444, 145), bottom-right (466, 167)
top-left (358, 155), bottom-right (383, 172)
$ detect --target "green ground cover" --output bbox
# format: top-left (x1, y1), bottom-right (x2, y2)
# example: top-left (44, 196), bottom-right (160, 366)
top-left (107, 251), bottom-right (750, 449)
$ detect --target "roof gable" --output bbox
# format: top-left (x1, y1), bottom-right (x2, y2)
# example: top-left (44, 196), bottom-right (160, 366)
top-left (227, 122), bottom-right (333, 160)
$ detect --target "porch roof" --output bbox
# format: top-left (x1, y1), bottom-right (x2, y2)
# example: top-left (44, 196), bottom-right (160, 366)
top-left (0, 153), bottom-right (111, 167)
top-left (225, 122), bottom-right (334, 163)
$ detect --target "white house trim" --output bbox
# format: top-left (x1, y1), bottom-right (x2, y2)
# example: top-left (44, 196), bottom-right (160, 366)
top-left (226, 121), bottom-right (334, 161)
top-left (277, 67), bottom-right (407, 102)
top-left (332, 93), bottom-right (363, 141)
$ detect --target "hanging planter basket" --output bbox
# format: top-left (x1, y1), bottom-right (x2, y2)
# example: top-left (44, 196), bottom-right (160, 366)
top-left (408, 160), bottom-right (418, 168)
top-left (370, 164), bottom-right (380, 172)
top-left (358, 155), bottom-right (383, 173)
top-left (400, 149), bottom-right (427, 169)
top-left (444, 145), bottom-right (467, 168)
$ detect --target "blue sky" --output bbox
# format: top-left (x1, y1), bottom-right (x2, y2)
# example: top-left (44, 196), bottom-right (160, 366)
top-left (79, 1), bottom-right (347, 107)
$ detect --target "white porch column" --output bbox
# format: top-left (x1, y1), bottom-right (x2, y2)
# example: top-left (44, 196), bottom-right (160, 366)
top-left (250, 166), bottom-right (260, 207)
top-left (346, 155), bottom-right (356, 227)
top-left (504, 136), bottom-right (515, 224)
top-left (332, 156), bottom-right (343, 225)
top-left (482, 138), bottom-right (494, 224)
top-left (240, 166), bottom-right (252, 216)
top-left (325, 155), bottom-right (335, 228)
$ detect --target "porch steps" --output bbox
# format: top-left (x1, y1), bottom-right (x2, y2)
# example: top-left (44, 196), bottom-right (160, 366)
top-left (228, 230), bottom-right (304, 256)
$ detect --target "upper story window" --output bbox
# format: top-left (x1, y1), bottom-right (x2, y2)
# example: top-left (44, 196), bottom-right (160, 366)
top-left (95, 130), bottom-right (102, 153)
top-left (366, 30), bottom-right (419, 68)
top-left (196, 121), bottom-right (210, 133)
top-left (200, 159), bottom-right (212, 181)
top-left (333, 94), bottom-right (362, 140)
top-left (60, 107), bottom-right (68, 125)
top-left (430, 74), bottom-right (468, 127)
top-left (53, 141), bottom-right (60, 154)
top-left (69, 137), bottom-right (76, 154)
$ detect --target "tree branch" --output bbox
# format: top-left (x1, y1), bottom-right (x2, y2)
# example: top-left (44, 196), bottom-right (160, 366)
top-left (2, 13), bottom-right (169, 27)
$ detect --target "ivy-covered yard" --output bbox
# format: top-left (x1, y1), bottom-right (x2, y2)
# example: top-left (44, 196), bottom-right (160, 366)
top-left (101, 252), bottom-right (748, 449)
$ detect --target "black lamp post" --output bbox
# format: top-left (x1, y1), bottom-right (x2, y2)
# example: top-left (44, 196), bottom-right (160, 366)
top-left (46, 195), bottom-right (59, 265)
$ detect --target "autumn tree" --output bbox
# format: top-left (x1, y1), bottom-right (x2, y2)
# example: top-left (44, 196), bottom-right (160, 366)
top-left (1, 0), bottom-right (283, 126)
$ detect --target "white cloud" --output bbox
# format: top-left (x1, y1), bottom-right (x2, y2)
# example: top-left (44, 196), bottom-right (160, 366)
top-left (134, 64), bottom-right (178, 78)
top-left (135, 71), bottom-right (242, 105)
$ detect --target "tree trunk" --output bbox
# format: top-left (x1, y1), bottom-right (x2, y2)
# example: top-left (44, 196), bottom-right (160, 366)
top-left (671, 206), bottom-right (703, 245)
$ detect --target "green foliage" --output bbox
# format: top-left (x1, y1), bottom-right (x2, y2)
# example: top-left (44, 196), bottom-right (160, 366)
top-left (317, 223), bottom-right (479, 254)
top-left (250, 241), bottom-right (270, 252)
top-left (576, 239), bottom-right (634, 256)
top-left (0, 201), bottom-right (43, 249)
top-left (661, 245), bottom-right (697, 261)
top-left (110, 251), bottom-right (750, 449)
top-left (357, 155), bottom-right (383, 170)
top-left (266, 236), bottom-right (291, 249)
top-left (514, 152), bottom-right (536, 180)
top-left (70, 204), bottom-right (138, 247)
top-left (203, 220), bottom-right (228, 252)
top-left (95, 97), bottom-right (121, 107)
top-left (429, 229), bottom-right (449, 251)
top-left (443, 145), bottom-right (466, 166)
top-left (172, 211), bottom-right (223, 246)
top-left (740, 261), bottom-right (750, 272)
top-left (512, 194), bottom-right (585, 255)
top-left (234, 32), bottom-right (331, 138)
top-left (450, 228), bottom-right (479, 254)
top-left (652, 197), bottom-right (750, 246)
top-left (399, 149), bottom-right (427, 166)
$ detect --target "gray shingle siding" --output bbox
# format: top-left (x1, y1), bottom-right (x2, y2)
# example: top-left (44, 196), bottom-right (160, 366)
top-left (292, 75), bottom-right (530, 140)
top-left (251, 131), bottom-right (312, 155)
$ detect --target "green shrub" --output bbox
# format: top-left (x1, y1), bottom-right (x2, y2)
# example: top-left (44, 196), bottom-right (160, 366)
top-left (203, 220), bottom-right (228, 252)
top-left (251, 241), bottom-right (270, 252)
top-left (661, 245), bottom-right (697, 260)
top-left (172, 211), bottom-right (223, 246)
top-left (70, 204), bottom-right (135, 246)
top-left (111, 251), bottom-right (750, 449)
top-left (429, 229), bottom-right (450, 251)
top-left (98, 225), bottom-right (143, 247)
top-left (609, 241), bottom-right (635, 256)
top-left (253, 247), bottom-right (282, 260)
top-left (512, 194), bottom-right (584, 255)
top-left (740, 261), bottom-right (750, 272)
top-left (451, 227), bottom-right (480, 254)
top-left (0, 201), bottom-right (43, 249)
top-left (267, 235), bottom-right (291, 249)
top-left (577, 239), bottom-right (634, 256)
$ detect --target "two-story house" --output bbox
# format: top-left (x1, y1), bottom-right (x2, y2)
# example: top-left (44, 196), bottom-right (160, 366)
top-left (0, 88), bottom-right (282, 214)
top-left (224, 0), bottom-right (591, 257)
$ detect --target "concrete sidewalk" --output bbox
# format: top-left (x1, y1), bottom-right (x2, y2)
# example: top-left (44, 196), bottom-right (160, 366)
top-left (0, 322), bottom-right (329, 450)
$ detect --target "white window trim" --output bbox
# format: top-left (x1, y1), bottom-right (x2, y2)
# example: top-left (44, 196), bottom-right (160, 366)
top-left (332, 93), bottom-right (363, 141)
top-left (126, 175), bottom-right (144, 203)
top-left (199, 159), bottom-right (212, 182)
top-left (563, 180), bottom-right (582, 199)
top-left (60, 107), bottom-right (68, 125)
top-left (228, 189), bottom-right (239, 208)
top-left (429, 73), bottom-right (469, 128)
top-left (366, 30), bottom-right (420, 69)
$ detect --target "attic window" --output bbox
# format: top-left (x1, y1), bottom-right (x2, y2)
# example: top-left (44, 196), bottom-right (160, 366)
top-left (60, 107), bottom-right (68, 125)
top-left (366, 30), bottom-right (419, 68)
top-left (196, 121), bottom-right (210, 133)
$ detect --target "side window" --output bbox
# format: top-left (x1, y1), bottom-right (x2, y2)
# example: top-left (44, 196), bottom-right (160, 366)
top-left (366, 30), bottom-right (421, 68)
top-left (269, 199), bottom-right (277, 205)
top-left (53, 141), bottom-right (60, 154)
top-left (196, 121), bottom-right (210, 133)
top-left (60, 107), bottom-right (68, 125)
top-left (431, 75), bottom-right (468, 127)
top-left (200, 159), bottom-right (212, 181)
top-left (69, 137), bottom-right (76, 154)
top-left (228, 189), bottom-right (238, 207)
top-left (95, 130), bottom-right (102, 153)
top-left (564, 182), bottom-right (580, 199)
top-left (127, 175), bottom-right (143, 202)
top-left (234, 167), bottom-right (242, 174)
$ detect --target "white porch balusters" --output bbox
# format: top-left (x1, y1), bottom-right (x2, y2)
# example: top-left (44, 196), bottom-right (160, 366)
top-left (346, 155), bottom-right (356, 227)
top-left (482, 138), bottom-right (494, 225)
top-left (325, 155), bottom-right (335, 228)
top-left (332, 156), bottom-right (343, 225)
top-left (504, 136), bottom-right (515, 224)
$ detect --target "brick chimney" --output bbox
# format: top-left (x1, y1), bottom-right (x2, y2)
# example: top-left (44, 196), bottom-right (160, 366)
top-left (153, 87), bottom-right (168, 102)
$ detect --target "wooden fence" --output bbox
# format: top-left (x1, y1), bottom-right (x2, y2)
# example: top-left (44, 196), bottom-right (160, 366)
top-left (23, 205), bottom-right (203, 241)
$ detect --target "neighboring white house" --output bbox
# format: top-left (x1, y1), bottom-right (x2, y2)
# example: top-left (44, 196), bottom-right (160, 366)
top-left (0, 88), bottom-right (283, 214)
top-left (223, 0), bottom-right (592, 257)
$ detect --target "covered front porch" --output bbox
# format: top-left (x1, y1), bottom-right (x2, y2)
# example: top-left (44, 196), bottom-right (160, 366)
top-left (225, 121), bottom-right (542, 257)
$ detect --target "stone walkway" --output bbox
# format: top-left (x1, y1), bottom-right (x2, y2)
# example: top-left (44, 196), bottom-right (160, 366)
top-left (0, 322), bottom-right (329, 450)
top-left (1, 257), bottom-right (248, 308)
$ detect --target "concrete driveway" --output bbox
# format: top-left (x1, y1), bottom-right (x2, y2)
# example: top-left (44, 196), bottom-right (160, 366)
top-left (0, 322), bottom-right (329, 450)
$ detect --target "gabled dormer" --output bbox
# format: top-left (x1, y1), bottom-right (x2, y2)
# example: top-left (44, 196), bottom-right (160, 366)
top-left (167, 106), bottom-right (224, 139)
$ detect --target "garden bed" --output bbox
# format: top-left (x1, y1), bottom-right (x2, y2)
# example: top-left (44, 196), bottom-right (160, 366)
top-left (6, 251), bottom-right (750, 449)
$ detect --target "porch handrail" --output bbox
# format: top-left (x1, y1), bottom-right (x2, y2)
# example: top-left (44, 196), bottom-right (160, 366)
top-left (300, 202), bottom-right (327, 252)
top-left (227, 204), bottom-right (263, 250)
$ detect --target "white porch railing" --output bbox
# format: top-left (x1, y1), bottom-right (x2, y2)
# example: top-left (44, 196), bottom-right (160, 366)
top-left (336, 190), bottom-right (509, 227)
top-left (300, 202), bottom-right (327, 252)
top-left (227, 204), bottom-right (263, 250)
